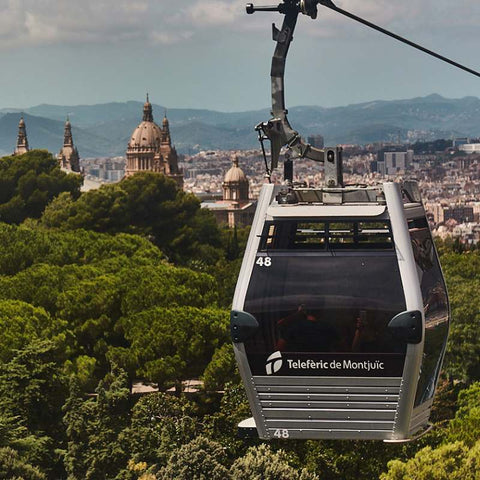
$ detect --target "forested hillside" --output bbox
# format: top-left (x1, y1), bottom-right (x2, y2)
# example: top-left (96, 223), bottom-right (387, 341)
top-left (0, 151), bottom-right (478, 479)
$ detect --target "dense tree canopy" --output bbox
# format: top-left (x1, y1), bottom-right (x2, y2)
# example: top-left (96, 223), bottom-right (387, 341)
top-left (0, 150), bottom-right (82, 224)
top-left (440, 251), bottom-right (480, 382)
top-left (40, 173), bottom-right (222, 265)
top-left (0, 153), bottom-right (478, 479)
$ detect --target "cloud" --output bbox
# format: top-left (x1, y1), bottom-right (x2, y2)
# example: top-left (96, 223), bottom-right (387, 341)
top-left (0, 0), bottom-right (478, 49)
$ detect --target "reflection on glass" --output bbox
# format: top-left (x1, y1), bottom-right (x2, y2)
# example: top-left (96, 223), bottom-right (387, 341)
top-left (260, 220), bottom-right (393, 251)
top-left (409, 218), bottom-right (449, 406)
top-left (244, 253), bottom-right (407, 356)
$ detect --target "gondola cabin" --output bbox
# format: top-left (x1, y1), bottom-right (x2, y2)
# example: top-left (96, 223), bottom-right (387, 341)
top-left (231, 181), bottom-right (449, 441)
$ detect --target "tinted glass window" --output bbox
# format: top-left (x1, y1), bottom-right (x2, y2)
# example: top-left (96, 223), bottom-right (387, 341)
top-left (409, 218), bottom-right (450, 406)
top-left (260, 220), bottom-right (393, 251)
top-left (244, 252), bottom-right (407, 356)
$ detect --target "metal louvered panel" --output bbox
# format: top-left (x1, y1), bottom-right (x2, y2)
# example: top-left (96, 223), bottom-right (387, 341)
top-left (266, 419), bottom-right (395, 430)
top-left (259, 393), bottom-right (399, 402)
top-left (256, 385), bottom-right (401, 394)
top-left (266, 429), bottom-right (394, 440)
top-left (252, 375), bottom-right (402, 439)
top-left (263, 408), bottom-right (396, 420)
top-left (261, 400), bottom-right (398, 409)
top-left (255, 376), bottom-right (402, 387)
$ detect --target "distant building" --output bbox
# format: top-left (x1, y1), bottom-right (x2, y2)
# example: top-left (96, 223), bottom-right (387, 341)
top-left (443, 206), bottom-right (474, 224)
top-left (453, 137), bottom-right (469, 148)
top-left (459, 143), bottom-right (480, 154)
top-left (13, 117), bottom-right (29, 156)
top-left (125, 95), bottom-right (183, 187)
top-left (201, 157), bottom-right (256, 228)
top-left (57, 118), bottom-right (81, 172)
top-left (308, 135), bottom-right (324, 149)
top-left (374, 149), bottom-right (413, 176)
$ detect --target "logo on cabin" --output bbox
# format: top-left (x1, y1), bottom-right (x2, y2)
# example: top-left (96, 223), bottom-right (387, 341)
top-left (265, 351), bottom-right (283, 375)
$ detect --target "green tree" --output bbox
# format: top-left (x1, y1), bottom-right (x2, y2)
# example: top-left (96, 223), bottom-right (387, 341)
top-left (0, 340), bottom-right (68, 476)
top-left (446, 382), bottom-right (480, 447)
top-left (63, 366), bottom-right (132, 480)
top-left (380, 441), bottom-right (480, 480)
top-left (156, 436), bottom-right (230, 480)
top-left (40, 173), bottom-right (222, 265)
top-left (0, 150), bottom-right (82, 224)
top-left (0, 223), bottom-right (165, 276)
top-left (0, 447), bottom-right (46, 480)
top-left (117, 306), bottom-right (229, 390)
top-left (202, 343), bottom-right (240, 392)
top-left (0, 300), bottom-right (60, 363)
top-left (230, 444), bottom-right (318, 480)
top-left (441, 251), bottom-right (480, 381)
top-left (121, 392), bottom-right (200, 470)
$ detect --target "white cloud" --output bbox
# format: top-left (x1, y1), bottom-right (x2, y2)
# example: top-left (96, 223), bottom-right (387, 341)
top-left (0, 0), bottom-right (478, 49)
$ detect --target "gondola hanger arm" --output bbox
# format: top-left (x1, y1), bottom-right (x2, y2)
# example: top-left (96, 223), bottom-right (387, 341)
top-left (247, 0), bottom-right (480, 179)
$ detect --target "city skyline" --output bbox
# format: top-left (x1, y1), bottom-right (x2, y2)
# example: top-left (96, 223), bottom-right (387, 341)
top-left (0, 0), bottom-right (479, 111)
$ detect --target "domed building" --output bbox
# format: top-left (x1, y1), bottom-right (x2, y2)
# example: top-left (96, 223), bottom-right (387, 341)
top-left (13, 116), bottom-right (29, 156)
top-left (202, 156), bottom-right (256, 228)
top-left (57, 118), bottom-right (81, 172)
top-left (125, 96), bottom-right (183, 187)
top-left (223, 157), bottom-right (249, 201)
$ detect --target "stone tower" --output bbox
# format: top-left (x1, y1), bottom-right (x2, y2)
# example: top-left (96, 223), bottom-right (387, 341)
top-left (14, 116), bottom-right (29, 155)
top-left (58, 118), bottom-right (81, 172)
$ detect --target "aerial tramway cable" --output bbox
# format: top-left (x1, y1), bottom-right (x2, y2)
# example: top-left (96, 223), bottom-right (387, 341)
top-left (317, 0), bottom-right (480, 79)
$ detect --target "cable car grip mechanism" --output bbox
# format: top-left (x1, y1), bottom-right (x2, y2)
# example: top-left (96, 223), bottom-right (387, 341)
top-left (248, 0), bottom-right (337, 185)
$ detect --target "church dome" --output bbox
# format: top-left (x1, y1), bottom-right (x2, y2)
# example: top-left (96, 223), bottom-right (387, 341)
top-left (223, 157), bottom-right (249, 202)
top-left (224, 157), bottom-right (248, 183)
top-left (127, 94), bottom-right (162, 150)
top-left (128, 121), bottom-right (163, 149)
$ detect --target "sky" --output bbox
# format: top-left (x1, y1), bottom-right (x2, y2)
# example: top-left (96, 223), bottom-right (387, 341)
top-left (0, 0), bottom-right (479, 112)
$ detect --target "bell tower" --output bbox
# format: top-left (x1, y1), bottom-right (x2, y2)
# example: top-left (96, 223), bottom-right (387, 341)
top-left (57, 117), bottom-right (81, 172)
top-left (14, 116), bottom-right (29, 155)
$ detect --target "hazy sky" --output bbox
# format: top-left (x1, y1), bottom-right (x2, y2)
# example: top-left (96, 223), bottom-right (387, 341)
top-left (1, 0), bottom-right (479, 111)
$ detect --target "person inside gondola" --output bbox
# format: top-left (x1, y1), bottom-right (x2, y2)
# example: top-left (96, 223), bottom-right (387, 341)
top-left (351, 311), bottom-right (379, 352)
top-left (276, 305), bottom-right (336, 352)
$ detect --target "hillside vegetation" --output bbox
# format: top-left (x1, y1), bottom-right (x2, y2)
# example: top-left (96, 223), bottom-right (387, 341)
top-left (0, 150), bottom-right (478, 479)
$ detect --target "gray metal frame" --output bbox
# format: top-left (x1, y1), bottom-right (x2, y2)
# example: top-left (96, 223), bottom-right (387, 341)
top-left (383, 183), bottom-right (424, 439)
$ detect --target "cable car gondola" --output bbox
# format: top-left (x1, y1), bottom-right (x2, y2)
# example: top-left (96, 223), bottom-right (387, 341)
top-left (232, 180), bottom-right (449, 441)
top-left (227, 0), bottom-right (474, 441)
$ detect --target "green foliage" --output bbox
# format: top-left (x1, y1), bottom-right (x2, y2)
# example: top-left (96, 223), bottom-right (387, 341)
top-left (202, 343), bottom-right (240, 392)
top-left (0, 300), bottom-right (59, 363)
top-left (0, 447), bottom-right (46, 480)
top-left (63, 366), bottom-right (132, 480)
top-left (441, 251), bottom-right (480, 381)
top-left (0, 150), bottom-right (82, 224)
top-left (0, 223), bottom-right (165, 276)
top-left (0, 223), bottom-right (224, 389)
top-left (230, 444), bottom-right (318, 480)
top-left (0, 340), bottom-right (67, 476)
top-left (2, 169), bottom-right (480, 480)
top-left (202, 382), bottom-right (253, 461)
top-left (446, 382), bottom-right (480, 447)
top-left (119, 264), bottom-right (218, 316)
top-left (156, 436), bottom-right (230, 480)
top-left (121, 392), bottom-right (200, 469)
top-left (380, 441), bottom-right (480, 480)
top-left (118, 306), bottom-right (229, 389)
top-left (40, 173), bottom-right (222, 265)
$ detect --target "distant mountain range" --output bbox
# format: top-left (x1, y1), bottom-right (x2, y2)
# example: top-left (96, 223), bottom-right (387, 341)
top-left (1, 94), bottom-right (479, 157)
